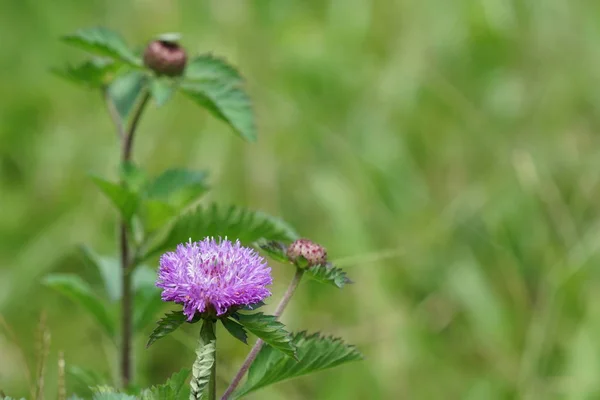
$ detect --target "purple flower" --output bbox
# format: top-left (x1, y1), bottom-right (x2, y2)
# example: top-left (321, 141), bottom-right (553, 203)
top-left (157, 237), bottom-right (272, 320)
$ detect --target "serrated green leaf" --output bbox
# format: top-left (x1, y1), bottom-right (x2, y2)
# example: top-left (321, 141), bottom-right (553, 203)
top-left (235, 313), bottom-right (296, 359)
top-left (91, 176), bottom-right (139, 222)
top-left (92, 386), bottom-right (137, 400)
top-left (52, 59), bottom-right (120, 88)
top-left (185, 54), bottom-right (243, 83)
top-left (42, 274), bottom-right (116, 339)
top-left (258, 240), bottom-right (290, 263)
top-left (234, 331), bottom-right (363, 397)
top-left (181, 80), bottom-right (256, 142)
top-left (108, 70), bottom-right (148, 121)
top-left (143, 204), bottom-right (297, 261)
top-left (144, 169), bottom-right (209, 209)
top-left (240, 301), bottom-right (266, 311)
top-left (221, 318), bottom-right (248, 344)
top-left (190, 321), bottom-right (216, 400)
top-left (141, 368), bottom-right (190, 400)
top-left (305, 263), bottom-right (352, 289)
top-left (147, 311), bottom-right (188, 348)
top-left (62, 27), bottom-right (140, 66)
top-left (78, 245), bottom-right (121, 302)
top-left (150, 78), bottom-right (177, 107)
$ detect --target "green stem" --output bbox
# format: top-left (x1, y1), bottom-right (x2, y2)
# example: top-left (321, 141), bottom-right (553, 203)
top-left (221, 268), bottom-right (305, 400)
top-left (104, 89), bottom-right (151, 388)
top-left (197, 319), bottom-right (217, 400)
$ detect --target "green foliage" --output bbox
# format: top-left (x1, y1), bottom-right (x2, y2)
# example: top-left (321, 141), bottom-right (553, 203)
top-left (108, 71), bottom-right (148, 121)
top-left (143, 169), bottom-right (209, 209)
top-left (305, 264), bottom-right (352, 289)
top-left (67, 365), bottom-right (106, 398)
top-left (221, 317), bottom-right (248, 344)
top-left (181, 54), bottom-right (255, 141)
top-left (133, 279), bottom-right (164, 333)
top-left (42, 274), bottom-right (116, 339)
top-left (91, 386), bottom-right (137, 400)
top-left (51, 59), bottom-right (119, 88)
top-left (258, 240), bottom-right (290, 264)
top-left (147, 311), bottom-right (188, 348)
top-left (61, 27), bottom-right (140, 66)
top-left (140, 368), bottom-right (190, 400)
top-left (190, 321), bottom-right (216, 400)
top-left (234, 313), bottom-right (296, 359)
top-left (234, 332), bottom-right (363, 397)
top-left (90, 176), bottom-right (138, 223)
top-left (78, 245), bottom-right (121, 302)
top-left (150, 78), bottom-right (177, 107)
top-left (143, 204), bottom-right (298, 260)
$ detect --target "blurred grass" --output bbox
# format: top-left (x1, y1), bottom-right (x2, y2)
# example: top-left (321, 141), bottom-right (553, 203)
top-left (3, 0), bottom-right (600, 398)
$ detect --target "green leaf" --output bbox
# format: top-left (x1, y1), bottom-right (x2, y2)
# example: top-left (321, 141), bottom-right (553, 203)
top-left (150, 78), bottom-right (177, 107)
top-left (221, 318), bottom-right (248, 344)
top-left (90, 176), bottom-right (139, 222)
top-left (134, 284), bottom-right (164, 334)
top-left (120, 162), bottom-right (147, 193)
top-left (143, 204), bottom-right (297, 261)
top-left (67, 365), bottom-right (106, 398)
top-left (190, 321), bottom-right (216, 400)
top-left (108, 70), bottom-right (148, 121)
top-left (141, 368), bottom-right (190, 400)
top-left (78, 245), bottom-right (121, 302)
top-left (52, 59), bottom-right (119, 88)
top-left (258, 240), bottom-right (290, 264)
top-left (42, 274), bottom-right (116, 339)
top-left (61, 27), bottom-right (140, 66)
top-left (92, 386), bottom-right (137, 400)
top-left (181, 80), bottom-right (256, 142)
top-left (147, 311), bottom-right (188, 348)
top-left (185, 54), bottom-right (244, 84)
top-left (235, 331), bottom-right (363, 397)
top-left (144, 169), bottom-right (209, 209)
top-left (305, 263), bottom-right (352, 289)
top-left (234, 313), bottom-right (296, 359)
top-left (139, 199), bottom-right (177, 233)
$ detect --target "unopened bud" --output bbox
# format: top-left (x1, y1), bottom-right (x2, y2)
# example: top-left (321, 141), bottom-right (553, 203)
top-left (286, 238), bottom-right (327, 267)
top-left (143, 39), bottom-right (187, 77)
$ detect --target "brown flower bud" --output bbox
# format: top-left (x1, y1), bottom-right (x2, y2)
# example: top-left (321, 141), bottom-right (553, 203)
top-left (143, 39), bottom-right (187, 77)
top-left (286, 238), bottom-right (327, 267)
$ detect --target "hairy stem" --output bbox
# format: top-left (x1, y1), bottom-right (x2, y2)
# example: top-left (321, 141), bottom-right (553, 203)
top-left (115, 90), bottom-right (151, 387)
top-left (221, 268), bottom-right (305, 399)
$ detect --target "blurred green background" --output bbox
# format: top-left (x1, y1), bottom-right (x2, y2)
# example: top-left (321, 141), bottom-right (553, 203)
top-left (3, 1), bottom-right (600, 399)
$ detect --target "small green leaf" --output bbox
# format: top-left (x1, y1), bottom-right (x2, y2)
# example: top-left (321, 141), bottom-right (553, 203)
top-left (150, 78), bottom-right (177, 107)
top-left (52, 59), bottom-right (120, 88)
top-left (144, 168), bottom-right (209, 209)
top-left (141, 368), bottom-right (190, 400)
top-left (108, 70), bottom-right (148, 121)
top-left (140, 199), bottom-right (177, 233)
top-left (235, 331), bottom-right (363, 397)
top-left (92, 386), bottom-right (137, 400)
top-left (185, 54), bottom-right (244, 84)
top-left (221, 318), bottom-right (248, 344)
top-left (43, 274), bottom-right (116, 339)
top-left (190, 321), bottom-right (216, 400)
top-left (120, 162), bottom-right (147, 193)
top-left (235, 313), bottom-right (296, 359)
top-left (90, 176), bottom-right (139, 222)
top-left (147, 311), bottom-right (188, 348)
top-left (143, 204), bottom-right (297, 261)
top-left (78, 245), bottom-right (121, 302)
top-left (62, 27), bottom-right (140, 66)
top-left (181, 80), bottom-right (256, 142)
top-left (258, 240), bottom-right (290, 263)
top-left (134, 285), bottom-right (164, 334)
top-left (67, 365), bottom-right (106, 398)
top-left (305, 263), bottom-right (352, 289)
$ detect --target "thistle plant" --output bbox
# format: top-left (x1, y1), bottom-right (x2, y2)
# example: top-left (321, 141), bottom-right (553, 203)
top-left (34, 26), bottom-right (362, 399)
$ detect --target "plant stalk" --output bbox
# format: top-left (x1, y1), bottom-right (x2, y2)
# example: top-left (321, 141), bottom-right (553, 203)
top-left (115, 90), bottom-right (151, 387)
top-left (221, 268), bottom-right (305, 400)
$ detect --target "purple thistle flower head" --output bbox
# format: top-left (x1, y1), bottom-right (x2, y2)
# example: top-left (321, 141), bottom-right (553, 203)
top-left (157, 237), bottom-right (272, 321)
